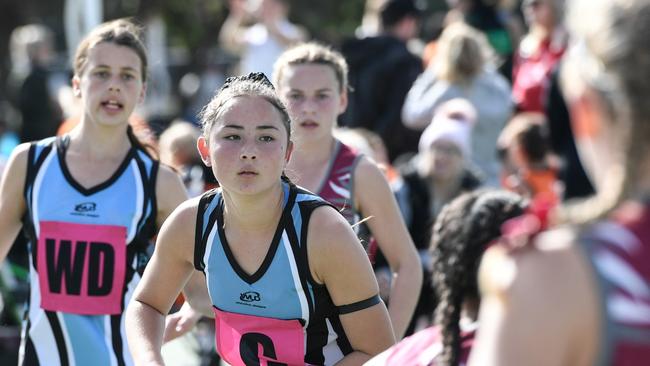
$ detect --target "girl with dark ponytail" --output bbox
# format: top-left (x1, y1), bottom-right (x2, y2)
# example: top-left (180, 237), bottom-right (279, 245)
top-left (367, 189), bottom-right (527, 365)
top-left (126, 72), bottom-right (395, 365)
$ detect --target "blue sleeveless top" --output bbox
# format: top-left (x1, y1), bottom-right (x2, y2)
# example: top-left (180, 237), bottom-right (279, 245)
top-left (20, 135), bottom-right (158, 366)
top-left (194, 180), bottom-right (353, 365)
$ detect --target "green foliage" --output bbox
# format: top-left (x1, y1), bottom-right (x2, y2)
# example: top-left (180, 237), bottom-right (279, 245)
top-left (289, 0), bottom-right (366, 44)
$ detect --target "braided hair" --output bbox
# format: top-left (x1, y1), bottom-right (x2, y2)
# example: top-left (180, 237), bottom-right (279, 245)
top-left (431, 189), bottom-right (527, 366)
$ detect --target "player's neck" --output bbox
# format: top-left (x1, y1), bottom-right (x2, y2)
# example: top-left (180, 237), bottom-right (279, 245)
top-left (221, 182), bottom-right (285, 232)
top-left (291, 135), bottom-right (335, 167)
top-left (67, 119), bottom-right (131, 159)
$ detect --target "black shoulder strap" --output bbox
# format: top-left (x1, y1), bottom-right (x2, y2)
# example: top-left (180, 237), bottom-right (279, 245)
top-left (194, 190), bottom-right (219, 271)
top-left (23, 139), bottom-right (55, 200)
top-left (131, 149), bottom-right (159, 246)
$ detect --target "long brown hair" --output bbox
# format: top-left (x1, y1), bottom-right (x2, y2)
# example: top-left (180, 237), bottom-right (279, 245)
top-left (73, 18), bottom-right (147, 82)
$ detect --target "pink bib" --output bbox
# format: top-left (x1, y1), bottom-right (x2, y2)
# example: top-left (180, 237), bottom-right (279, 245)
top-left (213, 307), bottom-right (306, 366)
top-left (37, 221), bottom-right (127, 315)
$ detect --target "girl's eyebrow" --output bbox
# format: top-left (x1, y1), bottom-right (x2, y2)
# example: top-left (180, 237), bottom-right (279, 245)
top-left (223, 124), bottom-right (279, 131)
top-left (257, 125), bottom-right (280, 131)
top-left (290, 87), bottom-right (333, 93)
top-left (93, 64), bottom-right (139, 73)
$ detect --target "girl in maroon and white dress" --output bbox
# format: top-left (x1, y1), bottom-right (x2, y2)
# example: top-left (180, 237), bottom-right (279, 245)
top-left (273, 42), bottom-right (422, 340)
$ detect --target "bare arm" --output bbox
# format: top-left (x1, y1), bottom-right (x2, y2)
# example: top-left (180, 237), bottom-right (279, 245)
top-left (308, 206), bottom-right (396, 365)
top-left (155, 165), bottom-right (215, 343)
top-left (156, 164), bottom-right (189, 228)
top-left (218, 0), bottom-right (249, 54)
top-left (264, 19), bottom-right (307, 47)
top-left (126, 199), bottom-right (198, 365)
top-left (354, 158), bottom-right (422, 339)
top-left (0, 143), bottom-right (30, 264)
top-left (468, 230), bottom-right (599, 366)
top-left (401, 68), bottom-right (450, 130)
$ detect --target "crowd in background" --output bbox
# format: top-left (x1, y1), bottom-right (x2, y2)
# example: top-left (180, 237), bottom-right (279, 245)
top-left (0, 0), bottom-right (641, 365)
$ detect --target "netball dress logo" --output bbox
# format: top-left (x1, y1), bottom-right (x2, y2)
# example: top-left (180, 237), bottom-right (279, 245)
top-left (72, 202), bottom-right (99, 217)
top-left (237, 291), bottom-right (266, 309)
top-left (240, 291), bottom-right (261, 302)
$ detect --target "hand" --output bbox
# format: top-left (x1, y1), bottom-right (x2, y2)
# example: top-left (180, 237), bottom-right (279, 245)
top-left (228, 0), bottom-right (249, 19)
top-left (163, 302), bottom-right (202, 343)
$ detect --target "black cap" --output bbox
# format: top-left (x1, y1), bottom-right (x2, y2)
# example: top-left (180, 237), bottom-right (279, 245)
top-left (380, 0), bottom-right (426, 28)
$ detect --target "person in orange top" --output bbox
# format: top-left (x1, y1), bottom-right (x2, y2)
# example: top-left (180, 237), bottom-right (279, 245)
top-left (497, 112), bottom-right (559, 205)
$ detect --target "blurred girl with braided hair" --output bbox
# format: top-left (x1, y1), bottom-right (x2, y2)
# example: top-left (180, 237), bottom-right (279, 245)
top-left (367, 189), bottom-right (527, 365)
top-left (470, 0), bottom-right (650, 364)
top-left (125, 72), bottom-right (394, 365)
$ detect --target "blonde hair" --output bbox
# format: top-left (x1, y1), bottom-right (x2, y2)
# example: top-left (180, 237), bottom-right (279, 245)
top-left (434, 23), bottom-right (493, 85)
top-left (557, 0), bottom-right (650, 224)
top-left (273, 42), bottom-right (349, 93)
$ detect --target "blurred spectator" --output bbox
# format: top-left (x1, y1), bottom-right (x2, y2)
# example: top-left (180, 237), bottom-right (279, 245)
top-left (545, 67), bottom-right (594, 200)
top-left (420, 11), bottom-right (447, 69)
top-left (219, 0), bottom-right (307, 77)
top-left (8, 24), bottom-right (62, 143)
top-left (497, 112), bottom-right (560, 203)
top-left (158, 120), bottom-right (217, 197)
top-left (0, 110), bottom-right (19, 175)
top-left (392, 100), bottom-right (483, 335)
top-left (444, 0), bottom-right (522, 81)
top-left (339, 0), bottom-right (424, 162)
top-left (402, 24), bottom-right (512, 186)
top-left (512, 0), bottom-right (567, 112)
top-left (355, 0), bottom-right (385, 38)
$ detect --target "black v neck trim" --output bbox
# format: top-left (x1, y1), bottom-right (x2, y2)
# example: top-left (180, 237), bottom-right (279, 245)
top-left (56, 135), bottom-right (136, 196)
top-left (217, 183), bottom-right (297, 285)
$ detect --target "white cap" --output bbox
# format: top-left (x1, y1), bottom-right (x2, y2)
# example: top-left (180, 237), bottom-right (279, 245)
top-left (418, 98), bottom-right (476, 158)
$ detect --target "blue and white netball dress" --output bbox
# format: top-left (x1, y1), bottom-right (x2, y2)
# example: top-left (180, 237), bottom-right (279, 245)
top-left (195, 179), bottom-right (373, 366)
top-left (20, 135), bottom-right (158, 366)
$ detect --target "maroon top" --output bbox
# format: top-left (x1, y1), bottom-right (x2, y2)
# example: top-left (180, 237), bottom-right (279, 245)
top-left (317, 140), bottom-right (377, 262)
top-left (366, 325), bottom-right (476, 366)
top-left (581, 202), bottom-right (650, 365)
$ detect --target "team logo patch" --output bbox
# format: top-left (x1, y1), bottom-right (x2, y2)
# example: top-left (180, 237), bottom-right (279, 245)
top-left (75, 202), bottom-right (96, 212)
top-left (72, 202), bottom-right (99, 217)
top-left (240, 291), bottom-right (261, 303)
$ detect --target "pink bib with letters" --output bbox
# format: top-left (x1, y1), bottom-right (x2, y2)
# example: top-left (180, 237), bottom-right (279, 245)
top-left (213, 307), bottom-right (306, 366)
top-left (37, 221), bottom-right (127, 315)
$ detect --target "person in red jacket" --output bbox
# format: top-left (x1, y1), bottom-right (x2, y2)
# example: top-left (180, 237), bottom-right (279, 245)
top-left (511, 0), bottom-right (566, 112)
